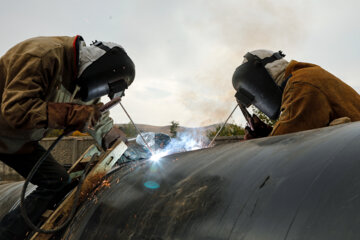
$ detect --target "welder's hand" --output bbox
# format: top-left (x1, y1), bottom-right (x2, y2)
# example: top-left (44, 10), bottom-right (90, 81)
top-left (244, 114), bottom-right (273, 140)
top-left (102, 127), bottom-right (128, 150)
top-left (48, 103), bottom-right (102, 132)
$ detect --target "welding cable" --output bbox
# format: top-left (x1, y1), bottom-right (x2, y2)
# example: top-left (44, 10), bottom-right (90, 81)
top-left (20, 131), bottom-right (97, 234)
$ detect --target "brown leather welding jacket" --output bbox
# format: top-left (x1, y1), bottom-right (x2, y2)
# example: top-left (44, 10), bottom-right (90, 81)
top-left (0, 36), bottom-right (113, 154)
top-left (271, 60), bottom-right (360, 136)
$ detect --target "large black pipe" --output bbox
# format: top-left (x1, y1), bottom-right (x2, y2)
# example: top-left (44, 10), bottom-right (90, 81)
top-left (58, 122), bottom-right (360, 240)
top-left (0, 182), bottom-right (35, 220)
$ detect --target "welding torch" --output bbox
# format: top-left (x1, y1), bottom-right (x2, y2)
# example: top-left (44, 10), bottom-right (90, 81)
top-left (237, 99), bottom-right (273, 138)
top-left (99, 96), bottom-right (122, 113)
top-left (99, 95), bottom-right (155, 155)
top-left (238, 103), bottom-right (255, 131)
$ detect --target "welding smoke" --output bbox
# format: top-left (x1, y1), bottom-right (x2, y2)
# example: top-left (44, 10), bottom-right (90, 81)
top-left (178, 0), bottom-right (309, 126)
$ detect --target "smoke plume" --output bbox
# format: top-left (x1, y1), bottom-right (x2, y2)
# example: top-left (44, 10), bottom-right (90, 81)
top-left (178, 0), bottom-right (308, 126)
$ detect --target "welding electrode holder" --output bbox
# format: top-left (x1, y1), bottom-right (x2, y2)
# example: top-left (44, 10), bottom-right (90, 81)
top-left (238, 103), bottom-right (255, 131)
top-left (99, 95), bottom-right (122, 113)
top-left (239, 106), bottom-right (273, 138)
top-left (236, 97), bottom-right (273, 138)
top-left (100, 93), bottom-right (154, 154)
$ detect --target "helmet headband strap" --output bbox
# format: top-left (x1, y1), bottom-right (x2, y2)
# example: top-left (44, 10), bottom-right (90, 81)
top-left (245, 51), bottom-right (285, 66)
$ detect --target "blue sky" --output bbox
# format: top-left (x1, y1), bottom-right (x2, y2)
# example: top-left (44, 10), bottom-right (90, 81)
top-left (1, 0), bottom-right (359, 127)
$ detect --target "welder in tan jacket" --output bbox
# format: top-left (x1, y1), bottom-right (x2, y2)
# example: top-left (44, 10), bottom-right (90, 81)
top-left (232, 49), bottom-right (360, 139)
top-left (0, 35), bottom-right (135, 239)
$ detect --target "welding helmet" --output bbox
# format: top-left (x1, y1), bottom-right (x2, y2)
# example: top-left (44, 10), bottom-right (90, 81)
top-left (77, 41), bottom-right (135, 101)
top-left (232, 50), bottom-right (286, 120)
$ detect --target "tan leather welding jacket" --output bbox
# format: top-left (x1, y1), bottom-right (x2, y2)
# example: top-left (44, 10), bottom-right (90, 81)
top-left (271, 60), bottom-right (360, 136)
top-left (0, 36), bottom-right (113, 154)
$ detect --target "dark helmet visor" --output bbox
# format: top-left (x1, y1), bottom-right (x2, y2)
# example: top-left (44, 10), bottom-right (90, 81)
top-left (232, 52), bottom-right (284, 120)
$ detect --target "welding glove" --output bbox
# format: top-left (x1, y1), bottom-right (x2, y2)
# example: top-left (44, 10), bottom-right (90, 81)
top-left (244, 114), bottom-right (273, 140)
top-left (48, 102), bottom-right (102, 132)
top-left (102, 127), bottom-right (128, 150)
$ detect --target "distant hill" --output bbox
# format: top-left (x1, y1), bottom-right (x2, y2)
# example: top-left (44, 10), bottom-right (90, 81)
top-left (116, 123), bottom-right (220, 136)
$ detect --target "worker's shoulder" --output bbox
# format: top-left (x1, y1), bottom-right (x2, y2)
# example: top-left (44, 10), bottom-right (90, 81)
top-left (5, 36), bottom-right (76, 59)
top-left (286, 60), bottom-right (340, 87)
top-left (287, 60), bottom-right (323, 80)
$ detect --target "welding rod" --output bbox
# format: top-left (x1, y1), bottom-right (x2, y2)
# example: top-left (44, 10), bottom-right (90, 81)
top-left (207, 104), bottom-right (239, 148)
top-left (118, 102), bottom-right (154, 155)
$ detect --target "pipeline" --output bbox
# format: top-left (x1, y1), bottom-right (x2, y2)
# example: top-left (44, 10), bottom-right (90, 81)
top-left (61, 122), bottom-right (360, 240)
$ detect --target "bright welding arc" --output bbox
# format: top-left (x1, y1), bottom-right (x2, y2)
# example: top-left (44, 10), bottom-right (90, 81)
top-left (118, 102), bottom-right (154, 155)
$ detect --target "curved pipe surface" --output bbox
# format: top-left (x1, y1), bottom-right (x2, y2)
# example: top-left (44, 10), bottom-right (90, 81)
top-left (2, 123), bottom-right (360, 239)
top-left (62, 122), bottom-right (360, 240)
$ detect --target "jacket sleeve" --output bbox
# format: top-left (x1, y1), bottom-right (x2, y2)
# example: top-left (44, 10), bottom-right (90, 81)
top-left (270, 82), bottom-right (333, 136)
top-left (1, 55), bottom-right (48, 129)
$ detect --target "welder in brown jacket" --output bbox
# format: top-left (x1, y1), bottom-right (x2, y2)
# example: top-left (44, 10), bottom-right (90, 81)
top-left (232, 49), bottom-right (360, 139)
top-left (0, 36), bottom-right (135, 239)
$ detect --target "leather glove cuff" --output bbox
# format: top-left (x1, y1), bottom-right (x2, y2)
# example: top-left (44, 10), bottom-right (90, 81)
top-left (47, 102), bottom-right (102, 131)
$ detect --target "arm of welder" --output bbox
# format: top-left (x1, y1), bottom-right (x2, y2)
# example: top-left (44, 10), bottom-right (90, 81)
top-left (1, 56), bottom-right (49, 129)
top-left (1, 52), bottom-right (101, 133)
top-left (270, 82), bottom-right (332, 136)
